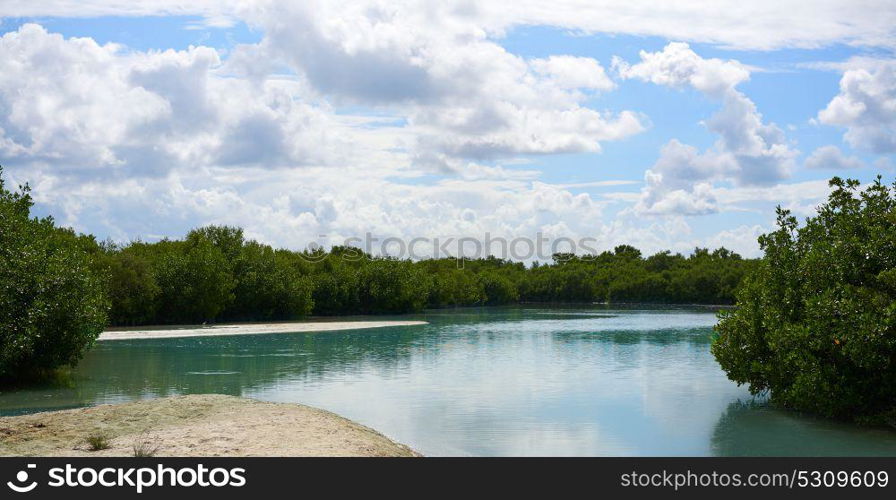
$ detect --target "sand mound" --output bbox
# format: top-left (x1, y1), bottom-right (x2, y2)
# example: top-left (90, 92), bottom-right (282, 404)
top-left (0, 394), bottom-right (418, 457)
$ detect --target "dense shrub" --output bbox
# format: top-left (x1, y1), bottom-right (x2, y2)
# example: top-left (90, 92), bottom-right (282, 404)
top-left (227, 242), bottom-right (313, 321)
top-left (311, 266), bottom-right (360, 315)
top-left (0, 169), bottom-right (108, 378)
top-left (426, 269), bottom-right (485, 307)
top-left (152, 238), bottom-right (235, 324)
top-left (102, 249), bottom-right (160, 325)
top-left (92, 222), bottom-right (757, 325)
top-left (357, 260), bottom-right (431, 313)
top-left (712, 177), bottom-right (896, 425)
top-left (479, 271), bottom-right (519, 305)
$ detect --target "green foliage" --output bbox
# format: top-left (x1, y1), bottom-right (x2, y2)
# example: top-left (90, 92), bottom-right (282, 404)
top-left (187, 225), bottom-right (244, 262)
top-left (517, 248), bottom-right (751, 305)
top-left (101, 248), bottom-right (160, 325)
top-left (479, 271), bottom-right (519, 305)
top-left (357, 259), bottom-right (431, 313)
top-left (152, 238), bottom-right (235, 324)
top-left (96, 224), bottom-right (757, 324)
top-left (0, 168), bottom-right (109, 379)
top-left (227, 242), bottom-right (313, 321)
top-left (420, 261), bottom-right (485, 307)
top-left (712, 177), bottom-right (896, 425)
top-left (85, 432), bottom-right (112, 451)
top-left (310, 265), bottom-right (360, 315)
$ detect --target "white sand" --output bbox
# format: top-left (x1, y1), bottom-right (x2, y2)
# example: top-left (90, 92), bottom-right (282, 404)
top-left (99, 320), bottom-right (427, 341)
top-left (0, 395), bottom-right (419, 457)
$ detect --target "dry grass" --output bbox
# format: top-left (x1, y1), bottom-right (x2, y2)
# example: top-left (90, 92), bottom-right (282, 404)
top-left (84, 432), bottom-right (112, 451)
top-left (131, 434), bottom-right (160, 457)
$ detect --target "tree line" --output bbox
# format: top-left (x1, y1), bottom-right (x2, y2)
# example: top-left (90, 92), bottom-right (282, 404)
top-left (97, 231), bottom-right (756, 326)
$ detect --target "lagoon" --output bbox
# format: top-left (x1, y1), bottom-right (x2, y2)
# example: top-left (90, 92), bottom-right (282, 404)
top-left (2, 306), bottom-right (895, 456)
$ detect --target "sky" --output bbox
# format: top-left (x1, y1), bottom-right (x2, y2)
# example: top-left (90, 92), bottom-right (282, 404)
top-left (0, 1), bottom-right (894, 259)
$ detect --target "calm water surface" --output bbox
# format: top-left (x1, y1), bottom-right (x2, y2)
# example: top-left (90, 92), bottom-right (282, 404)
top-left (2, 307), bottom-right (895, 456)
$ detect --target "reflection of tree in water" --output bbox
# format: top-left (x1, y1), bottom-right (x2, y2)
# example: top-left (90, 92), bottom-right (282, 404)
top-left (0, 308), bottom-right (719, 423)
top-left (0, 325), bottom-right (431, 414)
top-left (710, 399), bottom-right (896, 456)
top-left (545, 326), bottom-right (713, 349)
top-left (2, 308), bottom-right (518, 415)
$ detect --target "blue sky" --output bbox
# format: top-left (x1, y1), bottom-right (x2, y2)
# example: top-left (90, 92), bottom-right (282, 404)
top-left (0, 2), bottom-right (894, 258)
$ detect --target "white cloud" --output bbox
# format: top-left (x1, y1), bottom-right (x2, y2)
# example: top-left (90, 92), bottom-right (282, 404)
top-left (413, 107), bottom-right (645, 160)
top-left (0, 25), bottom-right (169, 171)
top-left (615, 43), bottom-right (797, 215)
top-left (0, 7), bottom-right (868, 257)
top-left (702, 225), bottom-right (766, 257)
top-left (4, 0), bottom-right (896, 51)
top-left (804, 145), bottom-right (865, 169)
top-left (0, 21), bottom-right (652, 255)
top-left (613, 42), bottom-right (749, 97)
top-left (710, 179), bottom-right (832, 205)
top-left (0, 18), bottom-right (644, 181)
top-left (706, 91), bottom-right (796, 185)
top-left (0, 24), bottom-right (370, 177)
top-left (818, 59), bottom-right (896, 153)
top-left (236, 2), bottom-right (645, 162)
top-left (875, 157), bottom-right (895, 171)
top-left (634, 141), bottom-right (724, 216)
top-left (530, 55), bottom-right (616, 91)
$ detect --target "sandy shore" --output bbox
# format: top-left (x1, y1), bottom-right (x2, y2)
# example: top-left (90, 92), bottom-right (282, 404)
top-left (99, 320), bottom-right (428, 341)
top-left (0, 395), bottom-right (418, 457)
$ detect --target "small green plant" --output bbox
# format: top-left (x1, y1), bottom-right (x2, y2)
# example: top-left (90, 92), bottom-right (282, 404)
top-left (84, 432), bottom-right (112, 451)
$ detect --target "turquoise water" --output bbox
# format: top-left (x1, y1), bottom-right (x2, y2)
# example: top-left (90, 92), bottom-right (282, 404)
top-left (2, 307), bottom-right (896, 456)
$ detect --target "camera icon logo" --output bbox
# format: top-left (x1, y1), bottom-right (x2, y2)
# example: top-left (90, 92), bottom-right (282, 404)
top-left (7, 464), bottom-right (38, 493)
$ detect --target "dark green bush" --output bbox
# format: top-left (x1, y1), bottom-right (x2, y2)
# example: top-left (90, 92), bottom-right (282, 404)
top-left (311, 265), bottom-right (360, 315)
top-left (227, 241), bottom-right (313, 321)
top-left (479, 271), bottom-right (519, 305)
top-left (427, 269), bottom-right (484, 307)
top-left (357, 259), bottom-right (431, 313)
top-left (102, 249), bottom-right (160, 325)
top-left (712, 177), bottom-right (896, 425)
top-left (0, 168), bottom-right (108, 379)
top-left (151, 238), bottom-right (235, 324)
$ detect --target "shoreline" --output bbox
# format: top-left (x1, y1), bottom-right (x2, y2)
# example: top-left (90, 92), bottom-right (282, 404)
top-left (99, 320), bottom-right (428, 341)
top-left (0, 395), bottom-right (419, 457)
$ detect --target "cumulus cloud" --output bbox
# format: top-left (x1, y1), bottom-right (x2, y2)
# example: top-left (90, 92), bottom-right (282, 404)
top-left (804, 145), bottom-right (865, 169)
top-left (702, 225), bottom-right (766, 257)
top-left (530, 55), bottom-right (616, 91)
top-left (0, 22), bottom-right (641, 257)
top-left (613, 42), bottom-right (749, 97)
top-left (236, 2), bottom-right (644, 162)
top-left (0, 24), bottom-right (363, 178)
top-left (0, 25), bottom-right (169, 172)
top-left (634, 141), bottom-right (724, 216)
top-left (818, 60), bottom-right (896, 153)
top-left (615, 43), bottom-right (797, 215)
top-left (706, 91), bottom-right (796, 184)
top-left (17, 161), bottom-right (616, 257)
